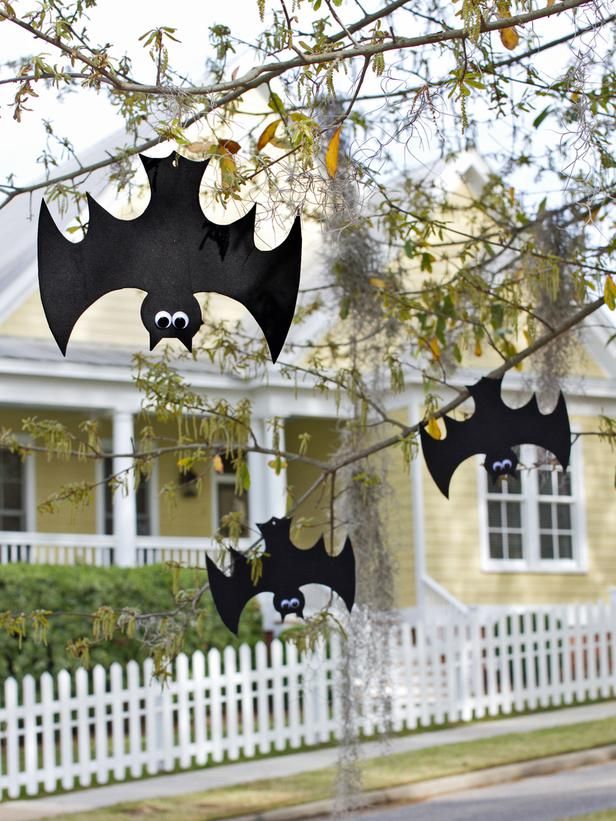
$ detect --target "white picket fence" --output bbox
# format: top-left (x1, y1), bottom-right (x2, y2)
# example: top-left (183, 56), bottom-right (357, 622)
top-left (1, 601), bottom-right (616, 800)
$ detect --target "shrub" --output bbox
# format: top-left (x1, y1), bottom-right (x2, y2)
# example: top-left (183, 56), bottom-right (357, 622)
top-left (0, 563), bottom-right (262, 680)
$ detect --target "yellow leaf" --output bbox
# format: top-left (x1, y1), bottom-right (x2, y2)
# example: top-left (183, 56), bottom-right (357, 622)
top-left (547, 0), bottom-right (556, 6)
top-left (368, 276), bottom-right (386, 289)
top-left (325, 126), bottom-right (342, 178)
top-left (500, 26), bottom-right (519, 50)
top-left (426, 417), bottom-right (442, 441)
top-left (428, 337), bottom-right (441, 361)
top-left (474, 339), bottom-right (482, 357)
top-left (605, 275), bottom-right (616, 311)
top-left (219, 154), bottom-right (238, 192)
top-left (256, 119), bottom-right (281, 151)
top-left (212, 455), bottom-right (224, 474)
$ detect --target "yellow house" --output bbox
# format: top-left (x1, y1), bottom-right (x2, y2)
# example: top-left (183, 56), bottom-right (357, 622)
top-left (0, 141), bottom-right (614, 627)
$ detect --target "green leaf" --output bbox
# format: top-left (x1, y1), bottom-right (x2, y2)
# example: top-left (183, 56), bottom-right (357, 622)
top-left (532, 106), bottom-right (551, 128)
top-left (268, 92), bottom-right (286, 116)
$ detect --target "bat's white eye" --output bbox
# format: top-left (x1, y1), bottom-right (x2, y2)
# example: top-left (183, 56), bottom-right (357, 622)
top-left (492, 460), bottom-right (503, 472)
top-left (172, 311), bottom-right (189, 330)
top-left (289, 597), bottom-right (300, 608)
top-left (502, 459), bottom-right (513, 470)
top-left (280, 599), bottom-right (290, 609)
top-left (155, 310), bottom-right (172, 329)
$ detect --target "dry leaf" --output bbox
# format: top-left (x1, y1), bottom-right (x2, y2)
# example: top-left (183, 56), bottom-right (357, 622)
top-left (500, 26), bottom-right (519, 49)
top-left (186, 140), bottom-right (213, 154)
top-left (325, 126), bottom-right (342, 178)
top-left (547, 0), bottom-right (556, 6)
top-left (212, 455), bottom-right (224, 474)
top-left (426, 417), bottom-right (442, 440)
top-left (256, 119), bottom-right (281, 151)
top-left (474, 339), bottom-right (482, 357)
top-left (218, 139), bottom-right (241, 155)
top-left (428, 337), bottom-right (441, 361)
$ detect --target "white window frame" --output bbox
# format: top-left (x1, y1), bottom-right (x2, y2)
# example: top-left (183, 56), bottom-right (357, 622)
top-left (478, 440), bottom-right (587, 574)
top-left (96, 440), bottom-right (159, 537)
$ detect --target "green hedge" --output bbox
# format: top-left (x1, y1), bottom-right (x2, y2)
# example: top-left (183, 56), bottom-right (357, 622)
top-left (0, 563), bottom-right (262, 680)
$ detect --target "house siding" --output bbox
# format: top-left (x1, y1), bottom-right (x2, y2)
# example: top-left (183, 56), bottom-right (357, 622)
top-left (423, 413), bottom-right (616, 606)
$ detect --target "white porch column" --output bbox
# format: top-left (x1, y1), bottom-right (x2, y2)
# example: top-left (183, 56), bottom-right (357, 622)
top-left (112, 411), bottom-right (137, 567)
top-left (247, 418), bottom-right (287, 524)
top-left (248, 417), bottom-right (287, 633)
top-left (409, 395), bottom-right (426, 615)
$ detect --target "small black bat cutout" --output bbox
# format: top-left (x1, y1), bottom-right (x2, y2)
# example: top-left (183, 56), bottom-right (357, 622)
top-left (37, 152), bottom-right (302, 362)
top-left (420, 376), bottom-right (571, 498)
top-left (206, 516), bottom-right (355, 635)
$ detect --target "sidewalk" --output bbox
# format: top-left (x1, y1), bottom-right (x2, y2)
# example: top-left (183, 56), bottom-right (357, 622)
top-left (3, 701), bottom-right (615, 821)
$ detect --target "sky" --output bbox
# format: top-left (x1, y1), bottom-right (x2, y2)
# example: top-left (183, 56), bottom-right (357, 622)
top-left (0, 0), bottom-right (611, 221)
top-left (0, 0), bottom-right (262, 184)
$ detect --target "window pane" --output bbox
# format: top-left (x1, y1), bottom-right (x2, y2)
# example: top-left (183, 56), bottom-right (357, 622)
top-left (556, 503), bottom-right (571, 530)
top-left (136, 482), bottom-right (151, 536)
top-left (556, 471), bottom-right (571, 496)
top-left (506, 502), bottom-right (521, 529)
top-left (540, 533), bottom-right (554, 559)
top-left (489, 531), bottom-right (504, 559)
top-left (488, 501), bottom-right (501, 527)
top-left (538, 470), bottom-right (553, 496)
top-left (217, 484), bottom-right (248, 536)
top-left (0, 451), bottom-right (22, 480)
top-left (559, 534), bottom-right (573, 559)
top-left (0, 514), bottom-right (23, 531)
top-left (0, 452), bottom-right (25, 531)
top-left (3, 481), bottom-right (22, 511)
top-left (539, 503), bottom-right (552, 529)
top-left (504, 473), bottom-right (522, 495)
top-left (508, 532), bottom-right (523, 559)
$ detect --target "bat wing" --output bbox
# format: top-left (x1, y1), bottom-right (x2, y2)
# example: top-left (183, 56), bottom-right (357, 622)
top-left (420, 415), bottom-right (483, 498)
top-left (206, 549), bottom-right (269, 635)
top-left (286, 535), bottom-right (356, 612)
top-left (508, 391), bottom-right (571, 469)
top-left (37, 195), bottom-right (151, 354)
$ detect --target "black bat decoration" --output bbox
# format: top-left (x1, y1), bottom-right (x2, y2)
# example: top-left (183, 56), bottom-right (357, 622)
top-left (206, 516), bottom-right (355, 635)
top-left (37, 152), bottom-right (302, 362)
top-left (420, 376), bottom-right (571, 498)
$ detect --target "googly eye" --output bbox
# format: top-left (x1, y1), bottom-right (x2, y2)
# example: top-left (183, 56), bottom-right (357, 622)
top-left (502, 459), bottom-right (513, 470)
top-left (492, 461), bottom-right (503, 472)
top-left (172, 311), bottom-right (189, 330)
top-left (155, 310), bottom-right (171, 329)
top-left (280, 599), bottom-right (290, 609)
top-left (289, 597), bottom-right (300, 608)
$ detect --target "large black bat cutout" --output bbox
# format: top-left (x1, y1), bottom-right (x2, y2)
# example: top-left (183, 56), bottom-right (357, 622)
top-left (37, 152), bottom-right (302, 362)
top-left (206, 516), bottom-right (355, 635)
top-left (420, 376), bottom-right (571, 498)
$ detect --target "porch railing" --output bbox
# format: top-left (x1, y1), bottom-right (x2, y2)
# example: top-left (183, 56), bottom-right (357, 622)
top-left (0, 531), bottom-right (252, 568)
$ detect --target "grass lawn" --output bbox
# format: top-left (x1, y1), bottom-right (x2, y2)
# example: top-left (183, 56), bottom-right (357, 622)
top-left (47, 717), bottom-right (616, 821)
